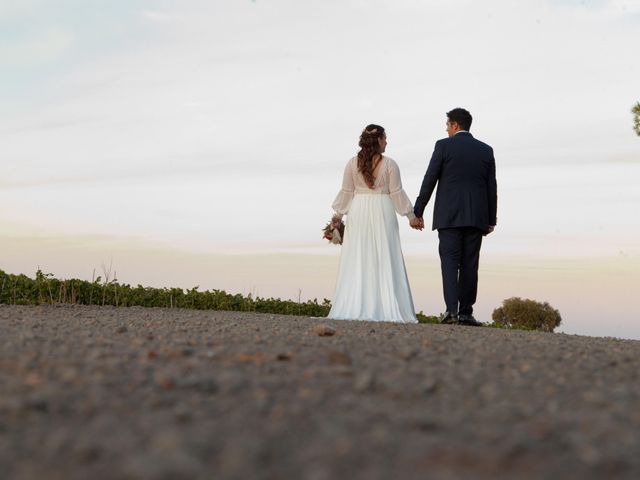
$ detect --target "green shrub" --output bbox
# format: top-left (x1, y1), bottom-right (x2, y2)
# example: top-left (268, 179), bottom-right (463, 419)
top-left (491, 297), bottom-right (561, 332)
top-left (416, 312), bottom-right (440, 324)
top-left (0, 268), bottom-right (332, 317)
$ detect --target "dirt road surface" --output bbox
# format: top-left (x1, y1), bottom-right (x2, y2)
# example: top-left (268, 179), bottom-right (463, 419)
top-left (1, 305), bottom-right (639, 479)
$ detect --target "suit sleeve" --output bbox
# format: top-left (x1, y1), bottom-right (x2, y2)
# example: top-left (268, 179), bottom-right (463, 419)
top-left (414, 140), bottom-right (444, 218)
top-left (488, 148), bottom-right (497, 225)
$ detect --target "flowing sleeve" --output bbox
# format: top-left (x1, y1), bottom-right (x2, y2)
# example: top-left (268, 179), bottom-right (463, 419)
top-left (331, 159), bottom-right (355, 217)
top-left (388, 159), bottom-right (416, 220)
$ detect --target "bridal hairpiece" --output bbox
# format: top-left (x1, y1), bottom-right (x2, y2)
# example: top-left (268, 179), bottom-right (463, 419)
top-left (364, 128), bottom-right (378, 135)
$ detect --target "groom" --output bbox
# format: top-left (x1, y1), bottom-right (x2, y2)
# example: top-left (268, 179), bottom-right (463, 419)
top-left (410, 108), bottom-right (497, 326)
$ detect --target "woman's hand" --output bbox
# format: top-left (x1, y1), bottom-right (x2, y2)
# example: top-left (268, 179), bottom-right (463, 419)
top-left (409, 217), bottom-right (424, 230)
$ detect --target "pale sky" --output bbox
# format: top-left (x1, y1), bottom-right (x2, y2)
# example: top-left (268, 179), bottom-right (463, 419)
top-left (1, 1), bottom-right (639, 338)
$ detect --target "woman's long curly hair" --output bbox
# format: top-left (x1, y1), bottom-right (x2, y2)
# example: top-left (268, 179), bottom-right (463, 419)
top-left (357, 124), bottom-right (385, 189)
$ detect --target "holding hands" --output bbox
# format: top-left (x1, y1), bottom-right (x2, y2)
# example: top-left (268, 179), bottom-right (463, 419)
top-left (409, 216), bottom-right (424, 231)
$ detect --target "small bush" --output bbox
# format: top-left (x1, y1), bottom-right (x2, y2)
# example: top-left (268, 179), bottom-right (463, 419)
top-left (492, 297), bottom-right (561, 332)
top-left (416, 312), bottom-right (440, 324)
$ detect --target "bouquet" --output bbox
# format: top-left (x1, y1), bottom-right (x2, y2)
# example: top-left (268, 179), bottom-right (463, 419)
top-left (322, 215), bottom-right (345, 245)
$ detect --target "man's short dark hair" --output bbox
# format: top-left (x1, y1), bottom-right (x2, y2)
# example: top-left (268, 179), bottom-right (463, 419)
top-left (447, 108), bottom-right (472, 131)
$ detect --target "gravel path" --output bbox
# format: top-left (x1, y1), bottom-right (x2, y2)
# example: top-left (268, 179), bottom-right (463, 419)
top-left (1, 304), bottom-right (639, 480)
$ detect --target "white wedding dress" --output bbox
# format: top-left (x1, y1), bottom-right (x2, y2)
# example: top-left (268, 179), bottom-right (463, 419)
top-left (328, 156), bottom-right (417, 323)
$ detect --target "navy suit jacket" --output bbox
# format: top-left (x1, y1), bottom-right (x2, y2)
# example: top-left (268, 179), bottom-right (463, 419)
top-left (414, 132), bottom-right (497, 231)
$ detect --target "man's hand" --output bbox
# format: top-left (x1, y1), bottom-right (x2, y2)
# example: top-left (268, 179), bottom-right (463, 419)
top-left (484, 225), bottom-right (495, 236)
top-left (410, 217), bottom-right (424, 231)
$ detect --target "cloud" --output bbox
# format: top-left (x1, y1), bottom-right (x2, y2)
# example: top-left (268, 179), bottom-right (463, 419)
top-left (553, 0), bottom-right (640, 17)
top-left (0, 27), bottom-right (74, 67)
top-left (1, 0), bottom-right (639, 261)
top-left (140, 10), bottom-right (173, 24)
top-left (596, 0), bottom-right (640, 13)
top-left (0, 0), bottom-right (41, 19)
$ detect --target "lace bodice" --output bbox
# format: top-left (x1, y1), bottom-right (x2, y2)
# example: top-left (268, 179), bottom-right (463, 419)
top-left (332, 156), bottom-right (415, 219)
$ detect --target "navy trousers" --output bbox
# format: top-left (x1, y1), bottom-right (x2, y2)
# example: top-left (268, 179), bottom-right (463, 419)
top-left (438, 227), bottom-right (483, 316)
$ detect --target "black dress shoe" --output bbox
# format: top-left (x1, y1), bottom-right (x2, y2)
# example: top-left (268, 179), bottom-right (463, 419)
top-left (458, 314), bottom-right (482, 327)
top-left (440, 312), bottom-right (458, 324)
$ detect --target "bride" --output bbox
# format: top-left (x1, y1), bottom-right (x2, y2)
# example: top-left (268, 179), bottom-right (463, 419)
top-left (328, 124), bottom-right (418, 323)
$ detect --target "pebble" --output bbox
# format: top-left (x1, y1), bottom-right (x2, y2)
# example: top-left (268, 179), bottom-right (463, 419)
top-left (354, 370), bottom-right (376, 392)
top-left (399, 347), bottom-right (418, 361)
top-left (421, 378), bottom-right (439, 395)
top-left (177, 376), bottom-right (219, 393)
top-left (313, 324), bottom-right (336, 336)
top-left (328, 351), bottom-right (352, 366)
